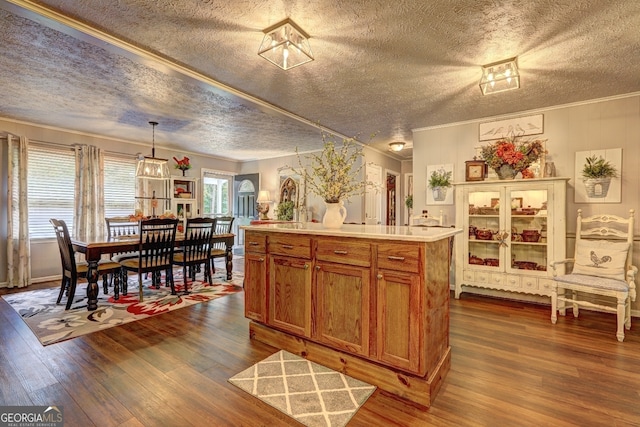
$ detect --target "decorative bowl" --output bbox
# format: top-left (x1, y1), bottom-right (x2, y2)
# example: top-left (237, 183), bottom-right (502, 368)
top-left (521, 230), bottom-right (541, 242)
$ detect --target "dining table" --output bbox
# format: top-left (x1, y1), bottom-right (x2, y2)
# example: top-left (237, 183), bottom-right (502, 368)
top-left (71, 232), bottom-right (235, 311)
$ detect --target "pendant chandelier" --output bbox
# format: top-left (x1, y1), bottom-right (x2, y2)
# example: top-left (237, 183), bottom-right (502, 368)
top-left (135, 121), bottom-right (171, 180)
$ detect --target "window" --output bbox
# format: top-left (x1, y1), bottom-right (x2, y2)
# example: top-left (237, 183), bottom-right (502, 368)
top-left (27, 145), bottom-right (75, 239)
top-left (202, 170), bottom-right (233, 216)
top-left (25, 146), bottom-right (136, 239)
top-left (104, 155), bottom-right (136, 217)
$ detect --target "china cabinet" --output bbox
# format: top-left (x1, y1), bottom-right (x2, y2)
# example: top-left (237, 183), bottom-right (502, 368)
top-left (453, 178), bottom-right (568, 299)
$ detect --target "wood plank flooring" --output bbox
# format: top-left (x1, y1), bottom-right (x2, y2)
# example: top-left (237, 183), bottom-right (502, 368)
top-left (2, 273), bottom-right (640, 426)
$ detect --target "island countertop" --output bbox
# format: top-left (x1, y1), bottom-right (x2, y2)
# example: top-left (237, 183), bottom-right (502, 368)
top-left (240, 222), bottom-right (461, 242)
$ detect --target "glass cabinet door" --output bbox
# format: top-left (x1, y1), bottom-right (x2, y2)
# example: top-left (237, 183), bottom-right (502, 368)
top-left (507, 187), bottom-right (550, 273)
top-left (466, 189), bottom-right (503, 270)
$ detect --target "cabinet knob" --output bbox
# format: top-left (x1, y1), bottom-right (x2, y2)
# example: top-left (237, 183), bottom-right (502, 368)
top-left (315, 265), bottom-right (321, 271)
top-left (377, 274), bottom-right (383, 280)
top-left (258, 257), bottom-right (264, 262)
top-left (304, 264), bottom-right (309, 270)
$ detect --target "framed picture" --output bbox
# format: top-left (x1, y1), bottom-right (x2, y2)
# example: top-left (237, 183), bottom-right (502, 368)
top-left (574, 148), bottom-right (622, 203)
top-left (479, 114), bottom-right (544, 141)
top-left (465, 160), bottom-right (486, 181)
top-left (426, 163), bottom-right (454, 205)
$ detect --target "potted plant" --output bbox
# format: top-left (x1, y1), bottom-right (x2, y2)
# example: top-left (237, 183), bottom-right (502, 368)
top-left (582, 155), bottom-right (618, 198)
top-left (291, 131), bottom-right (375, 228)
top-left (428, 168), bottom-right (452, 201)
top-left (276, 200), bottom-right (295, 221)
top-left (480, 136), bottom-right (546, 179)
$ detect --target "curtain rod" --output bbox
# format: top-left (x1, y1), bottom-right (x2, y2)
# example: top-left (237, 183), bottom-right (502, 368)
top-left (26, 137), bottom-right (135, 159)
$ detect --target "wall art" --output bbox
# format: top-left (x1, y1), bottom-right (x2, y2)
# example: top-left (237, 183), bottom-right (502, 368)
top-left (479, 114), bottom-right (544, 141)
top-left (426, 163), bottom-right (454, 205)
top-left (574, 148), bottom-right (622, 203)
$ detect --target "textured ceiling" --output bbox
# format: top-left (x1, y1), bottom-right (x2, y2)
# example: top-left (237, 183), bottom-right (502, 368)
top-left (0, 0), bottom-right (639, 161)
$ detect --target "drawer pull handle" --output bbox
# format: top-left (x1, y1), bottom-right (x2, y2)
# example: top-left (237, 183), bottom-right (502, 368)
top-left (377, 274), bottom-right (383, 280)
top-left (387, 256), bottom-right (405, 261)
top-left (249, 241), bottom-right (260, 246)
top-left (281, 244), bottom-right (294, 249)
top-left (334, 250), bottom-right (348, 255)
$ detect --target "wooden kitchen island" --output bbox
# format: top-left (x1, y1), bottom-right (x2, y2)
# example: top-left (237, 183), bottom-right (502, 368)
top-left (241, 222), bottom-right (461, 409)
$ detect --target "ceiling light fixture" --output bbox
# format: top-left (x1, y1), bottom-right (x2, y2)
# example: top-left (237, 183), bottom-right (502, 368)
top-left (135, 121), bottom-right (171, 180)
top-left (389, 142), bottom-right (406, 152)
top-left (258, 18), bottom-right (313, 70)
top-left (479, 57), bottom-right (520, 95)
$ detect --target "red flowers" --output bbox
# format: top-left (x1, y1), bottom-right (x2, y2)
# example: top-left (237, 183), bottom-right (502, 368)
top-left (480, 136), bottom-right (546, 172)
top-left (173, 156), bottom-right (191, 170)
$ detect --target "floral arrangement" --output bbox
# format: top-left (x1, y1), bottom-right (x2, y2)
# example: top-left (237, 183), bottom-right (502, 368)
top-left (173, 156), bottom-right (191, 171)
top-left (292, 131), bottom-right (374, 203)
top-left (480, 135), bottom-right (546, 174)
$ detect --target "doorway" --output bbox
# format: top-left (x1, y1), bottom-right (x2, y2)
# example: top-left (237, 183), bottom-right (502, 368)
top-left (233, 173), bottom-right (259, 248)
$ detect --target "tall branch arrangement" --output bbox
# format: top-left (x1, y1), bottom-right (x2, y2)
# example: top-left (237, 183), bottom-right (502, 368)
top-left (292, 132), bottom-right (375, 204)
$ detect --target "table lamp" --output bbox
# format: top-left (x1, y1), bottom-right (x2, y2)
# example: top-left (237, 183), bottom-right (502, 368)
top-left (256, 190), bottom-right (272, 220)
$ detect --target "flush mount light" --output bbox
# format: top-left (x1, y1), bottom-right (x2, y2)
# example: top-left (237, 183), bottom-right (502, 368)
top-left (389, 142), bottom-right (406, 152)
top-left (479, 57), bottom-right (520, 95)
top-left (258, 18), bottom-right (313, 70)
top-left (135, 121), bottom-right (171, 180)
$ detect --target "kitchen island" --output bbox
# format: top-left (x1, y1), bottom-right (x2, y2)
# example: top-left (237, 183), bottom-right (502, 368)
top-left (241, 222), bottom-right (461, 409)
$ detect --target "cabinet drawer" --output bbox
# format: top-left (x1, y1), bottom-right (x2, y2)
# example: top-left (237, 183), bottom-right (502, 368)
top-left (490, 273), bottom-right (506, 287)
top-left (244, 232), bottom-right (266, 253)
top-left (538, 278), bottom-right (554, 295)
top-left (503, 274), bottom-right (521, 290)
top-left (475, 271), bottom-right (489, 284)
top-left (377, 243), bottom-right (420, 273)
top-left (268, 234), bottom-right (311, 259)
top-left (521, 276), bottom-right (538, 292)
top-left (463, 270), bottom-right (475, 281)
top-left (316, 239), bottom-right (371, 267)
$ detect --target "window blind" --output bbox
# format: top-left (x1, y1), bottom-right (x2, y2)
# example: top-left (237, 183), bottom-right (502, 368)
top-left (104, 155), bottom-right (136, 217)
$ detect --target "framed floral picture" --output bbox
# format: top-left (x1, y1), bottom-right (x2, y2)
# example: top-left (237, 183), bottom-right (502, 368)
top-left (426, 164), bottom-right (454, 205)
top-left (574, 148), bottom-right (622, 203)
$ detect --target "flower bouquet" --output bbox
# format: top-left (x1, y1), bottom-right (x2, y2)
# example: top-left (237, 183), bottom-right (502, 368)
top-left (480, 135), bottom-right (545, 179)
top-left (173, 156), bottom-right (191, 175)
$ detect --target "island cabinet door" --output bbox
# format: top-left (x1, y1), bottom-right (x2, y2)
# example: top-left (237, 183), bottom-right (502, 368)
top-left (376, 270), bottom-right (422, 375)
top-left (268, 255), bottom-right (312, 337)
top-left (313, 262), bottom-right (370, 357)
top-left (244, 252), bottom-right (267, 322)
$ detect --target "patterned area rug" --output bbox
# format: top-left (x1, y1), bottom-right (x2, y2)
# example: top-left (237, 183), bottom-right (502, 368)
top-left (229, 350), bottom-right (376, 427)
top-left (2, 269), bottom-right (243, 346)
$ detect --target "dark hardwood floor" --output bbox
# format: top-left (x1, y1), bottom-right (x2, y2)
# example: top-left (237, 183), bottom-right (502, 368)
top-left (1, 268), bottom-right (639, 426)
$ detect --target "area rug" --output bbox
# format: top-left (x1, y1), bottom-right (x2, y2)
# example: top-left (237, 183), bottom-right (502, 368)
top-left (228, 350), bottom-right (376, 427)
top-left (1, 269), bottom-right (244, 346)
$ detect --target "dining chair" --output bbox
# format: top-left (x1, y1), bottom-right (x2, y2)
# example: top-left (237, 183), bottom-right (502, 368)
top-left (105, 216), bottom-right (140, 292)
top-left (210, 216), bottom-right (235, 273)
top-left (119, 218), bottom-right (179, 302)
top-left (550, 209), bottom-right (637, 341)
top-left (172, 217), bottom-right (216, 292)
top-left (50, 218), bottom-right (122, 310)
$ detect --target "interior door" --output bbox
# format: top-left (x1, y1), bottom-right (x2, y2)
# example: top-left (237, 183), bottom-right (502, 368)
top-left (233, 173), bottom-right (259, 246)
top-left (365, 163), bottom-right (383, 225)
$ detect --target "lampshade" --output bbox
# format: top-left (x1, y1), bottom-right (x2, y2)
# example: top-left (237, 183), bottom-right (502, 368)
top-left (258, 18), bottom-right (313, 70)
top-left (389, 142), bottom-right (405, 152)
top-left (136, 121), bottom-right (171, 180)
top-left (256, 190), bottom-right (272, 203)
top-left (479, 57), bottom-right (520, 95)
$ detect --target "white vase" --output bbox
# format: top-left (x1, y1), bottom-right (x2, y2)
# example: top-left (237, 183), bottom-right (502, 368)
top-left (322, 201), bottom-right (347, 229)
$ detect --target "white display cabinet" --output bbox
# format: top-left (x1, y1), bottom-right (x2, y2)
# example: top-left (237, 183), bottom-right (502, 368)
top-left (453, 178), bottom-right (569, 298)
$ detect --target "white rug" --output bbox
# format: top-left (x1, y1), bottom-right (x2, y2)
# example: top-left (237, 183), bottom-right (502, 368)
top-left (229, 350), bottom-right (376, 427)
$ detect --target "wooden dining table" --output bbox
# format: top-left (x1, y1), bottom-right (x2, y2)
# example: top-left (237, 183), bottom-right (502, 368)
top-left (71, 233), bottom-right (235, 311)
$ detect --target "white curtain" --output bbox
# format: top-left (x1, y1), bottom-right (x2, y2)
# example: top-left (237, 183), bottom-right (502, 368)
top-left (6, 135), bottom-right (32, 288)
top-left (74, 145), bottom-right (105, 241)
